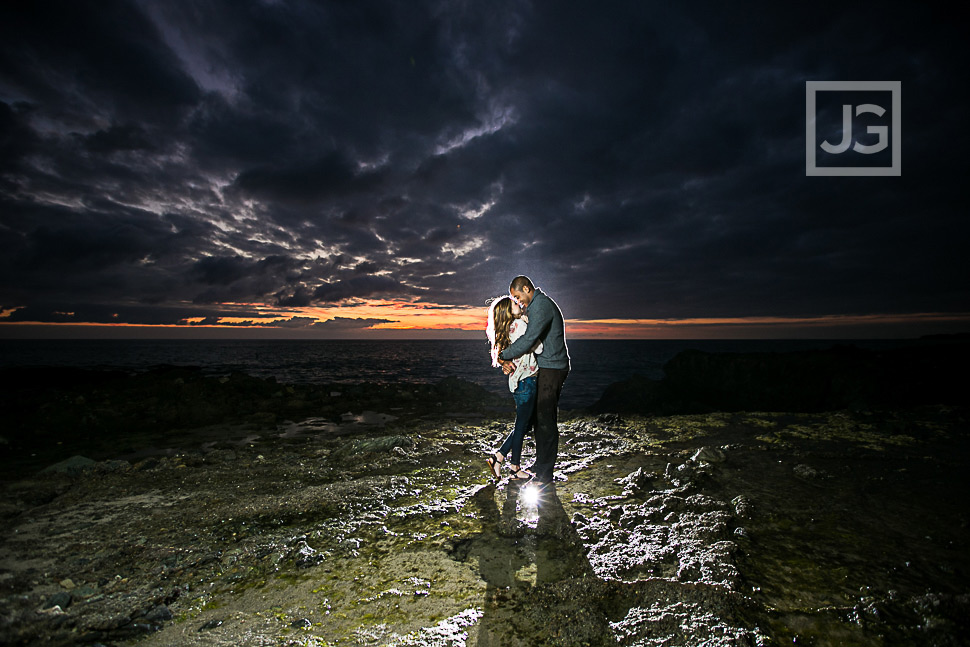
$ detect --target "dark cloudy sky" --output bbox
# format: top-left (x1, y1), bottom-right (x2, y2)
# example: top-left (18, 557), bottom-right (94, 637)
top-left (1, 1), bottom-right (967, 338)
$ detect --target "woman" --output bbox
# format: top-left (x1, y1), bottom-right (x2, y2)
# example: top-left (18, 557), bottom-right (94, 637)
top-left (485, 295), bottom-right (542, 480)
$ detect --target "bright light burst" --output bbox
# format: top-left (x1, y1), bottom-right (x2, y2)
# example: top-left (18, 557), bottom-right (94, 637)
top-left (521, 484), bottom-right (541, 507)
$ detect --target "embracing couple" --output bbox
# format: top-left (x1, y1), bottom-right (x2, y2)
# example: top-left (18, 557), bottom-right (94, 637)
top-left (485, 276), bottom-right (570, 486)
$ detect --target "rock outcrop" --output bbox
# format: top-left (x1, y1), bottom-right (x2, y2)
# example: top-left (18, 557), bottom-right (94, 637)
top-left (591, 342), bottom-right (969, 414)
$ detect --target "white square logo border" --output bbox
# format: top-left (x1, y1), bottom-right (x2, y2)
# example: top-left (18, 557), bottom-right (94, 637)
top-left (806, 81), bottom-right (901, 176)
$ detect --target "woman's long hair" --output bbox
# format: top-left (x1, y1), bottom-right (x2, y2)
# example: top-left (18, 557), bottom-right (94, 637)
top-left (485, 295), bottom-right (516, 368)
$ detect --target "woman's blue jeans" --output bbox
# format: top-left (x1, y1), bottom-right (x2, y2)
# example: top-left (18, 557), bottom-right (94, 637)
top-left (497, 375), bottom-right (537, 466)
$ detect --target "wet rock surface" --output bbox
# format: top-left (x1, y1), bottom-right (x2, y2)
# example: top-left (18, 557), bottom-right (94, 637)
top-left (0, 370), bottom-right (968, 646)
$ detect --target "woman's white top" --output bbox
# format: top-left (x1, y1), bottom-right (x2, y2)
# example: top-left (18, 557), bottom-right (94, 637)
top-left (507, 317), bottom-right (542, 392)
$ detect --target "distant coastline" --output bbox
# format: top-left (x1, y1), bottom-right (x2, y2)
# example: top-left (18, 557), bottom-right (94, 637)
top-left (0, 337), bottom-right (955, 411)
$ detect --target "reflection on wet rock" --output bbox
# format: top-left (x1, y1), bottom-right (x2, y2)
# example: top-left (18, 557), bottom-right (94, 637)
top-left (0, 369), bottom-right (967, 646)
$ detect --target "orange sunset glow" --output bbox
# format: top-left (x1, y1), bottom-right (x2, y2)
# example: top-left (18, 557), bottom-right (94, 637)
top-left (4, 298), bottom-right (968, 340)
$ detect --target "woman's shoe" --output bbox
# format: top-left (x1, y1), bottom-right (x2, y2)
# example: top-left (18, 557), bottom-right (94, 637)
top-left (511, 467), bottom-right (534, 480)
top-left (485, 454), bottom-right (503, 479)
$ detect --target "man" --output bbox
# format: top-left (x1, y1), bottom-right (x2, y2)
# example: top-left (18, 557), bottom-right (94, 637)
top-left (498, 276), bottom-right (570, 485)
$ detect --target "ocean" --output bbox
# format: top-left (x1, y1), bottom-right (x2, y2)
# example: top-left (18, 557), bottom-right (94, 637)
top-left (0, 338), bottom-right (927, 410)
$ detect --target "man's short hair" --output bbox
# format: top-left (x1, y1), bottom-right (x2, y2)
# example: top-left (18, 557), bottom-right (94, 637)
top-left (510, 275), bottom-right (534, 292)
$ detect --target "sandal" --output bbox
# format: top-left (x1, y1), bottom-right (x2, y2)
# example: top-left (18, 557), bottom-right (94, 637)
top-left (511, 467), bottom-right (534, 480)
top-left (485, 454), bottom-right (503, 479)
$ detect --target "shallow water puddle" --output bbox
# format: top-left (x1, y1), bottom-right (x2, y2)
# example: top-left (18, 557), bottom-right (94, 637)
top-left (340, 411), bottom-right (399, 425)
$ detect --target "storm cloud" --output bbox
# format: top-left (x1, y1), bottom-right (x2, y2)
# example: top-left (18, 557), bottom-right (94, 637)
top-left (1, 1), bottom-right (967, 334)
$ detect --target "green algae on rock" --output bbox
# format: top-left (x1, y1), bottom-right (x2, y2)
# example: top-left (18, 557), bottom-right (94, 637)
top-left (0, 377), bottom-right (967, 646)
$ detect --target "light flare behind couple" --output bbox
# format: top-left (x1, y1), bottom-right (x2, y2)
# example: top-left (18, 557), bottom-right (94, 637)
top-left (484, 275), bottom-right (570, 487)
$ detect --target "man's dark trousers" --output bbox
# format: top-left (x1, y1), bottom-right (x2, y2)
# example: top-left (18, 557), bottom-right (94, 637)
top-left (531, 366), bottom-right (568, 482)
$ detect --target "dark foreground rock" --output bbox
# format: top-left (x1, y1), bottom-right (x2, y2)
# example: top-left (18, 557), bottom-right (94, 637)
top-left (0, 367), bottom-right (506, 480)
top-left (0, 368), bottom-right (968, 646)
top-left (591, 342), bottom-right (970, 414)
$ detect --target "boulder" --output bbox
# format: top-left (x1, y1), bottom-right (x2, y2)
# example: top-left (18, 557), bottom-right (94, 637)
top-left (662, 347), bottom-right (880, 412)
top-left (588, 374), bottom-right (682, 415)
top-left (44, 592), bottom-right (72, 609)
top-left (433, 376), bottom-right (506, 407)
top-left (332, 436), bottom-right (415, 459)
top-left (40, 455), bottom-right (96, 476)
top-left (589, 342), bottom-right (970, 415)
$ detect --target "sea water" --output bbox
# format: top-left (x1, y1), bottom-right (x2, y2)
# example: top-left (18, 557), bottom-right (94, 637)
top-left (0, 338), bottom-right (925, 410)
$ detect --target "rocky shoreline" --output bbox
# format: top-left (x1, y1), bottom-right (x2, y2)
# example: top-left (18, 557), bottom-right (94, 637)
top-left (1, 348), bottom-right (968, 646)
top-left (590, 342), bottom-right (969, 414)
